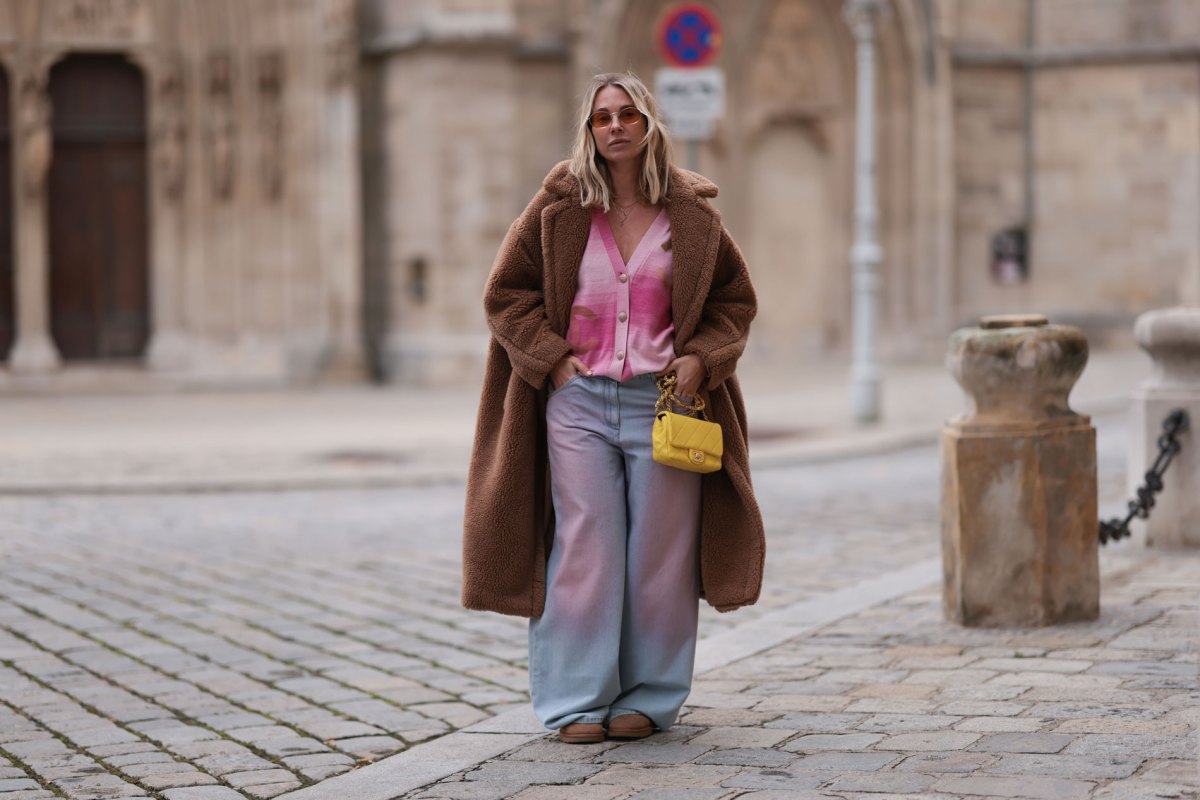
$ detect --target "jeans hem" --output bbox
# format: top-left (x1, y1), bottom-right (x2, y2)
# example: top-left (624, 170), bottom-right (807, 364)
top-left (547, 714), bottom-right (606, 730)
top-left (608, 708), bottom-right (642, 721)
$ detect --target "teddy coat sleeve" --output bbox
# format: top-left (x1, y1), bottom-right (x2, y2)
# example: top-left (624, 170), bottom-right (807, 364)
top-left (482, 193), bottom-right (572, 391)
top-left (682, 227), bottom-right (757, 391)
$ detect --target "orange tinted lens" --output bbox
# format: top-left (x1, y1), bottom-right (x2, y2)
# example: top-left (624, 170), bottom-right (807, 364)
top-left (617, 107), bottom-right (642, 125)
top-left (590, 111), bottom-right (613, 128)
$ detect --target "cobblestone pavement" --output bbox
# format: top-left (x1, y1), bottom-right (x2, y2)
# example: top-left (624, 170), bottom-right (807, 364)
top-left (0, 413), bottom-right (1157, 800)
top-left (410, 550), bottom-right (1197, 800)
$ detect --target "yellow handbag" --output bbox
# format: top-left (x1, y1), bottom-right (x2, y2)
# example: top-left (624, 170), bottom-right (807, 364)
top-left (652, 374), bottom-right (723, 474)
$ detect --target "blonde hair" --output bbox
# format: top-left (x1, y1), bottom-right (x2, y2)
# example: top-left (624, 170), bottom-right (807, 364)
top-left (569, 72), bottom-right (675, 210)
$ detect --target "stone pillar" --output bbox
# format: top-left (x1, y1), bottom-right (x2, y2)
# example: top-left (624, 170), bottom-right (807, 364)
top-left (1131, 307), bottom-right (1200, 548)
top-left (941, 315), bottom-right (1099, 627)
top-left (316, 0), bottom-right (366, 381)
top-left (145, 53), bottom-right (192, 371)
top-left (8, 68), bottom-right (61, 373)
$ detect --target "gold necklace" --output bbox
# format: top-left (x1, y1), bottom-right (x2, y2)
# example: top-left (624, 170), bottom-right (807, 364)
top-left (612, 198), bottom-right (639, 226)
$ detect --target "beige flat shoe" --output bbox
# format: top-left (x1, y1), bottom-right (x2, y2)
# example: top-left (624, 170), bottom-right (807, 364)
top-left (558, 722), bottom-right (605, 744)
top-left (607, 713), bottom-right (653, 739)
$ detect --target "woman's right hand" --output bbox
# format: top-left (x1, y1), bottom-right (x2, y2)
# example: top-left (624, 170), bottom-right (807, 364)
top-left (551, 355), bottom-right (592, 389)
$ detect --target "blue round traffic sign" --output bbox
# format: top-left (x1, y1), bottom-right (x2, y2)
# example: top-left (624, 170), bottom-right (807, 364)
top-left (658, 4), bottom-right (722, 68)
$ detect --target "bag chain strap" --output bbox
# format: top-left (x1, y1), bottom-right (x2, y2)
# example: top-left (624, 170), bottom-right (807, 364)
top-left (655, 374), bottom-right (707, 420)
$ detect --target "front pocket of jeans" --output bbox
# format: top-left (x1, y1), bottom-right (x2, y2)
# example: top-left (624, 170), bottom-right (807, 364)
top-left (548, 373), bottom-right (582, 397)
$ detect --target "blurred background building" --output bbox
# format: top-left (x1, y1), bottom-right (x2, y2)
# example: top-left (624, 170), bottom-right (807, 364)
top-left (0, 0), bottom-right (1197, 388)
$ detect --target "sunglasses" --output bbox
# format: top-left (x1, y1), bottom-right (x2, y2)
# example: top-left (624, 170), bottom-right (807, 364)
top-left (589, 106), bottom-right (645, 129)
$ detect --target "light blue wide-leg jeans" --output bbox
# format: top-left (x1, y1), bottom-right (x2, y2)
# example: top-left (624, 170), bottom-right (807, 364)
top-left (530, 373), bottom-right (701, 732)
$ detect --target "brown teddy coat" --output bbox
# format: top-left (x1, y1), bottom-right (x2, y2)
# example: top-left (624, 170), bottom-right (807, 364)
top-left (462, 159), bottom-right (764, 618)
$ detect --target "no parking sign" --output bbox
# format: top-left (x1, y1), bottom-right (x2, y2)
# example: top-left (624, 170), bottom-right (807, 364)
top-left (657, 4), bottom-right (722, 67)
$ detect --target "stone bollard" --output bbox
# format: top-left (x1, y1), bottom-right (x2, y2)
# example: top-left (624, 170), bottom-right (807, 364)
top-left (941, 314), bottom-right (1099, 627)
top-left (1131, 307), bottom-right (1200, 548)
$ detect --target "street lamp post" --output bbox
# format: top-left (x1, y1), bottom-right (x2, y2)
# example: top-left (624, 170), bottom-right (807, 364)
top-left (845, 0), bottom-right (885, 423)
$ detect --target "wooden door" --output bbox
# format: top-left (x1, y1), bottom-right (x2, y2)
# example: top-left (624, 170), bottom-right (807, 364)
top-left (0, 69), bottom-right (12, 359)
top-left (49, 54), bottom-right (149, 360)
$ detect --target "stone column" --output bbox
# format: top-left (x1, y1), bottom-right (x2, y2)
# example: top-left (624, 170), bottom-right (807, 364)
top-left (1130, 307), bottom-right (1200, 548)
top-left (8, 68), bottom-right (60, 373)
top-left (317, 0), bottom-right (366, 381)
top-left (145, 53), bottom-right (192, 371)
top-left (941, 315), bottom-right (1098, 627)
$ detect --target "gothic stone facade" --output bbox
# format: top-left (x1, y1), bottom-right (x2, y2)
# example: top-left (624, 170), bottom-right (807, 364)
top-left (366, 0), bottom-right (1200, 385)
top-left (1, 0), bottom-right (1197, 387)
top-left (0, 0), bottom-right (363, 386)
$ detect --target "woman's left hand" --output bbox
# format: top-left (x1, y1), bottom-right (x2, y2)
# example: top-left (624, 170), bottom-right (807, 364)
top-left (660, 354), bottom-right (705, 399)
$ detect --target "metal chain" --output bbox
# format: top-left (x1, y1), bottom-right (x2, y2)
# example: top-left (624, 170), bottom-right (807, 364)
top-left (655, 374), bottom-right (707, 419)
top-left (1100, 409), bottom-right (1190, 545)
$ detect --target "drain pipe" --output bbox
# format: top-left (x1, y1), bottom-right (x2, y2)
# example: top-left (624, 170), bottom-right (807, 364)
top-left (1023, 0), bottom-right (1036, 235)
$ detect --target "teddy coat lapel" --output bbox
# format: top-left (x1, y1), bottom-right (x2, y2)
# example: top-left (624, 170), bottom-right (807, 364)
top-left (664, 174), bottom-right (722, 348)
top-left (540, 198), bottom-right (590, 335)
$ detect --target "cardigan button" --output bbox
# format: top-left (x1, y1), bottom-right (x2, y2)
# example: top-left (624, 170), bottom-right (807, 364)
top-left (618, 312), bottom-right (628, 322)
top-left (618, 273), bottom-right (628, 283)
top-left (616, 350), bottom-right (625, 360)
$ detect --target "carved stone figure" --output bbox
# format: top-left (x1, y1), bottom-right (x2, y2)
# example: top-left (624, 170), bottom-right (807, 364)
top-left (17, 75), bottom-right (52, 201)
top-left (206, 52), bottom-right (236, 201)
top-left (153, 57), bottom-right (187, 203)
top-left (257, 51), bottom-right (284, 201)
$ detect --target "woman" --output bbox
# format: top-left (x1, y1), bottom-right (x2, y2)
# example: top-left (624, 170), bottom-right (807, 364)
top-left (463, 72), bottom-right (764, 744)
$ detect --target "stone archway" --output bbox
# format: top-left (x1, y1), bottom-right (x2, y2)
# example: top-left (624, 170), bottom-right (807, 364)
top-left (600, 0), bottom-right (923, 359)
top-left (47, 52), bottom-right (150, 360)
top-left (740, 0), bottom-right (853, 354)
top-left (746, 122), bottom-right (834, 357)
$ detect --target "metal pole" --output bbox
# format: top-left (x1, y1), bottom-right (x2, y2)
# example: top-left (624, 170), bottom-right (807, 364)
top-left (845, 0), bottom-right (885, 423)
top-left (1022, 0), bottom-right (1036, 231)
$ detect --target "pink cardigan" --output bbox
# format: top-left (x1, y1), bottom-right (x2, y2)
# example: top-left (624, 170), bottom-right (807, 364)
top-left (566, 208), bottom-right (675, 380)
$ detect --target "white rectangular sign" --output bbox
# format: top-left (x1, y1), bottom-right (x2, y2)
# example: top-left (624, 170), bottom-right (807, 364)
top-left (655, 67), bottom-right (725, 121)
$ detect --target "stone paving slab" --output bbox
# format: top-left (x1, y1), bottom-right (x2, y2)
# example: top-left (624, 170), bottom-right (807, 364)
top-left (369, 549), bottom-right (1197, 800)
top-left (265, 556), bottom-right (952, 800)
